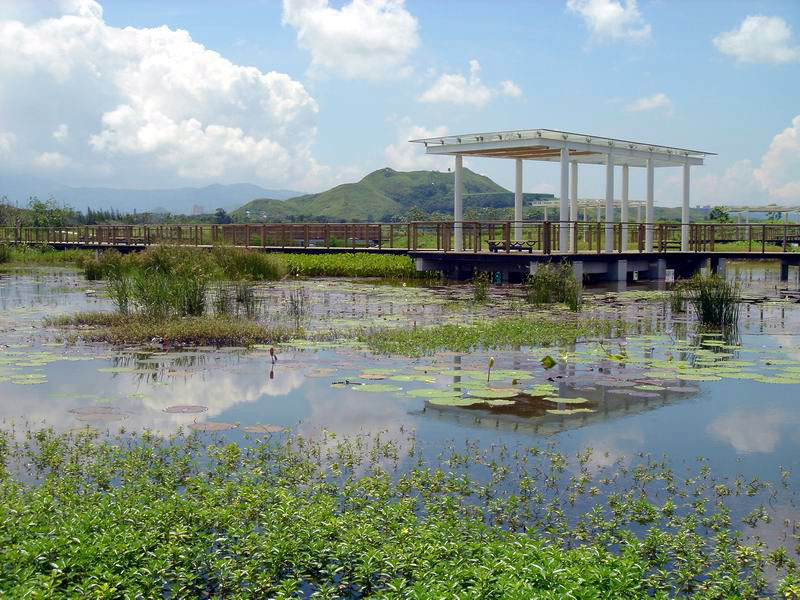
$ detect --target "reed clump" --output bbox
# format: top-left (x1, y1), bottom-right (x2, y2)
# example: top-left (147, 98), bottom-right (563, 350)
top-left (525, 261), bottom-right (582, 311)
top-left (681, 273), bottom-right (741, 327)
top-left (471, 271), bottom-right (491, 304)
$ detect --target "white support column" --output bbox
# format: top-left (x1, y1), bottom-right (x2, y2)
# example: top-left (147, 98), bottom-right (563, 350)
top-left (544, 205), bottom-right (548, 221)
top-left (514, 158), bottom-right (523, 241)
top-left (454, 154), bottom-right (463, 252)
top-left (604, 150), bottom-right (614, 253)
top-left (559, 145), bottom-right (569, 251)
top-left (621, 164), bottom-right (629, 252)
top-left (645, 157), bottom-right (654, 252)
top-left (681, 161), bottom-right (690, 252)
top-left (570, 161), bottom-right (578, 251)
top-left (637, 203), bottom-right (642, 223)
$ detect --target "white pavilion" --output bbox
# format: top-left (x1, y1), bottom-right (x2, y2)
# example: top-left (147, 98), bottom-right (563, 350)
top-left (410, 128), bottom-right (715, 253)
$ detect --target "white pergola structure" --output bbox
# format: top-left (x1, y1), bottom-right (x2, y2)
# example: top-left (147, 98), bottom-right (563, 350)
top-left (726, 205), bottom-right (800, 223)
top-left (410, 128), bottom-right (714, 253)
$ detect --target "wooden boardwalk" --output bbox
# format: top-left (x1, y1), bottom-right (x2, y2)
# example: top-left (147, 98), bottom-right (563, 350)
top-left (3, 221), bottom-right (800, 254)
top-left (3, 221), bottom-right (799, 282)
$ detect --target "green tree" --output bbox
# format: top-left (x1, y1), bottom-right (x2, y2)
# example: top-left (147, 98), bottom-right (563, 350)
top-left (214, 208), bottom-right (232, 224)
top-left (708, 207), bottom-right (730, 223)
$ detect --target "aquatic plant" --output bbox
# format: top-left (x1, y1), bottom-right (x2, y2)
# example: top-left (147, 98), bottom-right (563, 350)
top-left (47, 313), bottom-right (292, 346)
top-left (683, 273), bottom-right (741, 327)
top-left (471, 270), bottom-right (490, 303)
top-left (211, 246), bottom-right (286, 280)
top-left (0, 428), bottom-right (793, 597)
top-left (361, 315), bottom-right (621, 356)
top-left (106, 265), bottom-right (131, 316)
top-left (526, 261), bottom-right (582, 311)
top-left (287, 284), bottom-right (310, 327)
top-left (669, 279), bottom-right (689, 313)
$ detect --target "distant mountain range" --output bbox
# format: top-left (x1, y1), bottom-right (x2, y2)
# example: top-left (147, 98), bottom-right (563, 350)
top-left (232, 167), bottom-right (553, 222)
top-left (0, 173), bottom-right (302, 214)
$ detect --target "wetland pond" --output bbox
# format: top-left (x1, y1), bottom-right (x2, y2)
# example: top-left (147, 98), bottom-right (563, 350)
top-left (2, 260), bottom-right (800, 595)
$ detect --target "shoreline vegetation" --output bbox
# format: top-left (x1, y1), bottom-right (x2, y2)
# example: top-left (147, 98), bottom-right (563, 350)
top-left (1, 243), bottom-right (427, 280)
top-left (0, 428), bottom-right (795, 597)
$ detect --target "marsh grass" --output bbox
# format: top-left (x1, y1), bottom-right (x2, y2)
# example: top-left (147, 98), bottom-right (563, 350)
top-left (0, 244), bottom-right (94, 267)
top-left (80, 246), bottom-right (426, 282)
top-left (0, 428), bottom-right (793, 597)
top-left (47, 313), bottom-right (291, 346)
top-left (287, 285), bottom-right (310, 328)
top-left (683, 273), bottom-right (741, 327)
top-left (471, 270), bottom-right (490, 304)
top-left (526, 261), bottom-right (582, 311)
top-left (361, 315), bottom-right (620, 356)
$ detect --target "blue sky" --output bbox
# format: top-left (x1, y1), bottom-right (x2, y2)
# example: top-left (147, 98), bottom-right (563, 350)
top-left (1, 0), bottom-right (799, 206)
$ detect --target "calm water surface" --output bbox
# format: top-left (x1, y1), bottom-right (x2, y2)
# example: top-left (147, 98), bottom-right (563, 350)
top-left (1, 262), bottom-right (799, 485)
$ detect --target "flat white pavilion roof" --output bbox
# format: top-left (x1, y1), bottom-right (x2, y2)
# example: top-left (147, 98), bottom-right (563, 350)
top-left (410, 128), bottom-right (715, 168)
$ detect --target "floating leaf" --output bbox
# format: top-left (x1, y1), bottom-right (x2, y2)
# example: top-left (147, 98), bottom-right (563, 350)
top-left (164, 405), bottom-right (208, 414)
top-left (189, 422), bottom-right (237, 432)
top-left (242, 424), bottom-right (287, 434)
top-left (467, 388), bottom-right (518, 399)
top-left (427, 397), bottom-right (481, 407)
top-left (407, 389), bottom-right (462, 399)
top-left (351, 383), bottom-right (403, 393)
top-left (543, 396), bottom-right (589, 404)
top-left (540, 356), bottom-right (556, 369)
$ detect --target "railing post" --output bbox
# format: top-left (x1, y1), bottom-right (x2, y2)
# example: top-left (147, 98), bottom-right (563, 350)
top-left (596, 221), bottom-right (601, 255)
top-left (475, 223), bottom-right (480, 253)
top-left (762, 224), bottom-right (766, 254)
top-left (748, 224), bottom-right (752, 253)
top-left (784, 223), bottom-right (788, 252)
top-left (389, 224), bottom-right (394, 249)
top-left (503, 221), bottom-right (510, 253)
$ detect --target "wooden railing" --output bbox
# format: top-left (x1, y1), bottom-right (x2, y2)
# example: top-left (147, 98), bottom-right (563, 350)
top-left (1, 221), bottom-right (799, 254)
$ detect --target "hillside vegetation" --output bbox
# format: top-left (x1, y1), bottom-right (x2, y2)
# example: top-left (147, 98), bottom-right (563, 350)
top-left (232, 167), bottom-right (548, 222)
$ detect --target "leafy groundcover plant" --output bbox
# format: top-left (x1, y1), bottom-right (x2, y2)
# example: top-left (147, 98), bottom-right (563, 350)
top-left (0, 428), bottom-right (795, 598)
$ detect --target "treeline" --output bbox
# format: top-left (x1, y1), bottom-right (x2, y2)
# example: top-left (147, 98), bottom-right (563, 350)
top-left (0, 197), bottom-right (234, 227)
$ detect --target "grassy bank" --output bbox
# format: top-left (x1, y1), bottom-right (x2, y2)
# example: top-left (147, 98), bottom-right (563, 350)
top-left (361, 315), bottom-right (621, 356)
top-left (81, 246), bottom-right (426, 281)
top-left (0, 428), bottom-right (792, 598)
top-left (46, 313), bottom-right (293, 346)
top-left (0, 243), bottom-right (94, 267)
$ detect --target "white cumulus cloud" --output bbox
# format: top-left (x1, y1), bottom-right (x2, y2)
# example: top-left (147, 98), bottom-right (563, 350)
top-left (52, 123), bottom-right (69, 143)
top-left (566, 0), bottom-right (651, 42)
top-left (754, 115), bottom-right (800, 200)
top-left (695, 115), bottom-right (800, 204)
top-left (384, 120), bottom-right (451, 171)
top-left (626, 92), bottom-right (671, 112)
top-left (714, 15), bottom-right (800, 64)
top-left (0, 0), bottom-right (321, 187)
top-left (419, 60), bottom-right (522, 108)
top-left (33, 151), bottom-right (70, 169)
top-left (282, 0), bottom-right (419, 80)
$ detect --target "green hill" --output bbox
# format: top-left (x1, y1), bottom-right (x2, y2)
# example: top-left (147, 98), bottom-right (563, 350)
top-left (232, 167), bottom-right (549, 223)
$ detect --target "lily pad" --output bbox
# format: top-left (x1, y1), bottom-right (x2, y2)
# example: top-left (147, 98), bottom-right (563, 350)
top-left (351, 383), bottom-right (404, 393)
top-left (543, 396), bottom-right (589, 404)
top-left (467, 388), bottom-right (519, 399)
top-left (427, 397), bottom-right (481, 407)
top-left (241, 424), bottom-right (287, 434)
top-left (164, 405), bottom-right (208, 414)
top-left (407, 389), bottom-right (462, 399)
top-left (189, 422), bottom-right (237, 432)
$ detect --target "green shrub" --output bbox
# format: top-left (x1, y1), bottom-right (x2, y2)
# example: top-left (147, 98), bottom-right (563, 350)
top-left (0, 243), bottom-right (10, 264)
top-left (525, 261), bottom-right (582, 311)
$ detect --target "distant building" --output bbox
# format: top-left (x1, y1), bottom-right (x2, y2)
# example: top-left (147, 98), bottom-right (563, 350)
top-left (192, 204), bottom-right (205, 215)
